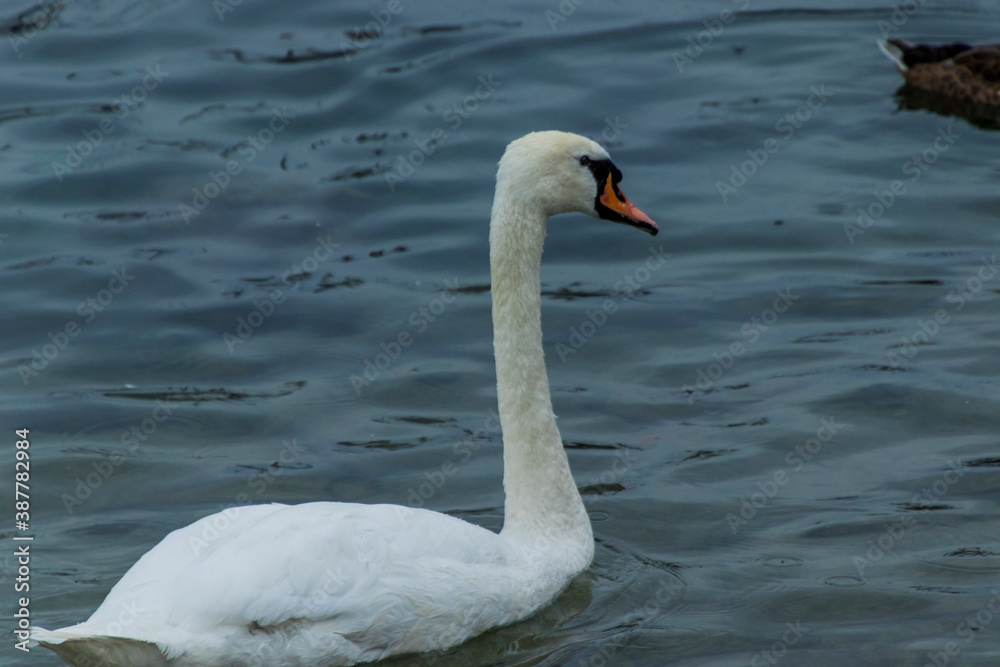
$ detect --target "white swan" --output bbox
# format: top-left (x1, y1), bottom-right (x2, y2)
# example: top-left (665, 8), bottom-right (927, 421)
top-left (34, 130), bottom-right (658, 667)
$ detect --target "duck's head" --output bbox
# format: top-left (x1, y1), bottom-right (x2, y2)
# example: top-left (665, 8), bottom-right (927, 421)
top-left (496, 130), bottom-right (658, 236)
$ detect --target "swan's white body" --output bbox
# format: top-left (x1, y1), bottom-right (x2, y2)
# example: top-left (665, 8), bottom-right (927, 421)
top-left (34, 131), bottom-right (657, 667)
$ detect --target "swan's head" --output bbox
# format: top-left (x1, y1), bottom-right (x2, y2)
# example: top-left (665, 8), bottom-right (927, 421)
top-left (496, 130), bottom-right (658, 236)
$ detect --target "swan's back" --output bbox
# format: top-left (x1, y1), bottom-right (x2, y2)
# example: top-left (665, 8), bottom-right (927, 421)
top-left (38, 501), bottom-right (575, 666)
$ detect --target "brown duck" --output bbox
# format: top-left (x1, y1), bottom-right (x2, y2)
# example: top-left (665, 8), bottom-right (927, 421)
top-left (879, 39), bottom-right (1000, 107)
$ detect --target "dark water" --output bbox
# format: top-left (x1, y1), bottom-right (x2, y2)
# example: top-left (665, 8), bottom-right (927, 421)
top-left (3, 1), bottom-right (1000, 665)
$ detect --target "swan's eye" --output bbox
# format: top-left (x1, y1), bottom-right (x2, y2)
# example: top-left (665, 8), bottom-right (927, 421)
top-left (578, 156), bottom-right (591, 167)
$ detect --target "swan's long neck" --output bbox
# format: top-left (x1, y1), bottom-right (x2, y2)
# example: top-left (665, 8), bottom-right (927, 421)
top-left (490, 184), bottom-right (593, 562)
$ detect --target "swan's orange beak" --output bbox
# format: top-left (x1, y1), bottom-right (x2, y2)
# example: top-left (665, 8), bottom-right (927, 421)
top-left (598, 174), bottom-right (658, 236)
